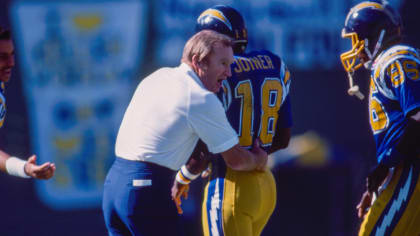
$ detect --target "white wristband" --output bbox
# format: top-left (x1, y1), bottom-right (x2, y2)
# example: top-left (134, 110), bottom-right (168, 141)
top-left (176, 171), bottom-right (190, 185)
top-left (5, 157), bottom-right (30, 178)
top-left (181, 165), bottom-right (200, 181)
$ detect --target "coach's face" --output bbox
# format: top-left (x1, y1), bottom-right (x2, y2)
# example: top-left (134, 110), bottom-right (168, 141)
top-left (198, 42), bottom-right (233, 93)
top-left (0, 39), bottom-right (15, 83)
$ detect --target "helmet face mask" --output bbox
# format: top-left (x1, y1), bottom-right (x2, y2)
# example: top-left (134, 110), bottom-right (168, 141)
top-left (196, 5), bottom-right (248, 54)
top-left (340, 29), bottom-right (366, 73)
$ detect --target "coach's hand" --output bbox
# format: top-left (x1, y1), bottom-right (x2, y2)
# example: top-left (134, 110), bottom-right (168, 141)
top-left (171, 180), bottom-right (189, 215)
top-left (24, 155), bottom-right (56, 179)
top-left (251, 139), bottom-right (268, 171)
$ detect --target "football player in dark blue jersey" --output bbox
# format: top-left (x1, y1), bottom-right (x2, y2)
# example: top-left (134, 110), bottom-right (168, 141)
top-left (0, 27), bottom-right (55, 179)
top-left (171, 5), bottom-right (292, 236)
top-left (340, 1), bottom-right (420, 235)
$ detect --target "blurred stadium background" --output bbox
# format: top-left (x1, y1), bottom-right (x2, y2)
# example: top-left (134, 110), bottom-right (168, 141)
top-left (0, 0), bottom-right (418, 235)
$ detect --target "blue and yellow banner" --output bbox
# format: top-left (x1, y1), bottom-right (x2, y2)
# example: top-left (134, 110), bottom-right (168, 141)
top-left (10, 0), bottom-right (149, 209)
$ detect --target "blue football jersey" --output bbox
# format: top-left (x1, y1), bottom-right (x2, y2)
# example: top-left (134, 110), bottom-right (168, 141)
top-left (369, 45), bottom-right (420, 165)
top-left (0, 82), bottom-right (6, 128)
top-left (218, 50), bottom-right (292, 151)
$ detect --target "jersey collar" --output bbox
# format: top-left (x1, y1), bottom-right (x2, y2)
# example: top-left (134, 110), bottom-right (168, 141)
top-left (179, 63), bottom-right (205, 88)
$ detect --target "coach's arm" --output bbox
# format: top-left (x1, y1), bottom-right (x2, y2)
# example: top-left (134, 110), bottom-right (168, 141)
top-left (221, 139), bottom-right (267, 171)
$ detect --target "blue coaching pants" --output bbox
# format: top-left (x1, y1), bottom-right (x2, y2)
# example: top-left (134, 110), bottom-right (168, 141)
top-left (102, 157), bottom-right (184, 236)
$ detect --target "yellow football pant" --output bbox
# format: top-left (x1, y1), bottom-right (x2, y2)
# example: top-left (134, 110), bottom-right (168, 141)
top-left (359, 160), bottom-right (420, 236)
top-left (202, 168), bottom-right (276, 236)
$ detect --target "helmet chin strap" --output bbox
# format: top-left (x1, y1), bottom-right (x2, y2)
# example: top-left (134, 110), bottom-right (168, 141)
top-left (347, 71), bottom-right (365, 100)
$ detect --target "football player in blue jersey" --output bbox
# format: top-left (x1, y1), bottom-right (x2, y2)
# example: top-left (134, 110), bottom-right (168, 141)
top-left (0, 27), bottom-right (55, 179)
top-left (171, 5), bottom-right (292, 236)
top-left (340, 1), bottom-right (420, 235)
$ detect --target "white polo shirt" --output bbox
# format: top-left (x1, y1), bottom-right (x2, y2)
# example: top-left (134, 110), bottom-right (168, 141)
top-left (115, 63), bottom-right (238, 170)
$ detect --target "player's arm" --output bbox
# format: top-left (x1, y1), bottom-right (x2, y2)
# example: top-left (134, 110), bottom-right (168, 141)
top-left (174, 139), bottom-right (211, 186)
top-left (0, 149), bottom-right (55, 179)
top-left (172, 140), bottom-right (211, 214)
top-left (367, 108), bottom-right (420, 191)
top-left (269, 127), bottom-right (291, 154)
top-left (269, 95), bottom-right (292, 154)
top-left (377, 57), bottom-right (420, 168)
top-left (368, 109), bottom-right (420, 183)
top-left (388, 109), bottom-right (420, 162)
top-left (184, 139), bottom-right (211, 175)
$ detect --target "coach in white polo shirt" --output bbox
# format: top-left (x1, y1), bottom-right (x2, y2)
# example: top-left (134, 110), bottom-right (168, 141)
top-left (102, 30), bottom-right (267, 236)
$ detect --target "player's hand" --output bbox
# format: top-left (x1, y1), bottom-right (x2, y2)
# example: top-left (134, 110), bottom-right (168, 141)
top-left (356, 190), bottom-right (373, 218)
top-left (357, 163), bottom-right (389, 219)
top-left (251, 138), bottom-right (268, 171)
top-left (201, 165), bottom-right (212, 178)
top-left (24, 155), bottom-right (56, 179)
top-left (367, 163), bottom-right (389, 194)
top-left (171, 180), bottom-right (189, 215)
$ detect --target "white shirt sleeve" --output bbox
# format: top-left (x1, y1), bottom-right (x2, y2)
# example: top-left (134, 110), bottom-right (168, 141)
top-left (188, 92), bottom-right (238, 154)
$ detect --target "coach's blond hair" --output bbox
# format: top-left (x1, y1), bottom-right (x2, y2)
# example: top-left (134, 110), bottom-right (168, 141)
top-left (181, 30), bottom-right (233, 65)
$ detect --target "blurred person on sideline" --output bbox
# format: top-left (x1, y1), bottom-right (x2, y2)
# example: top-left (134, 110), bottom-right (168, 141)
top-left (171, 5), bottom-right (292, 236)
top-left (340, 1), bottom-right (420, 235)
top-left (102, 30), bottom-right (268, 236)
top-left (0, 27), bottom-right (55, 180)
